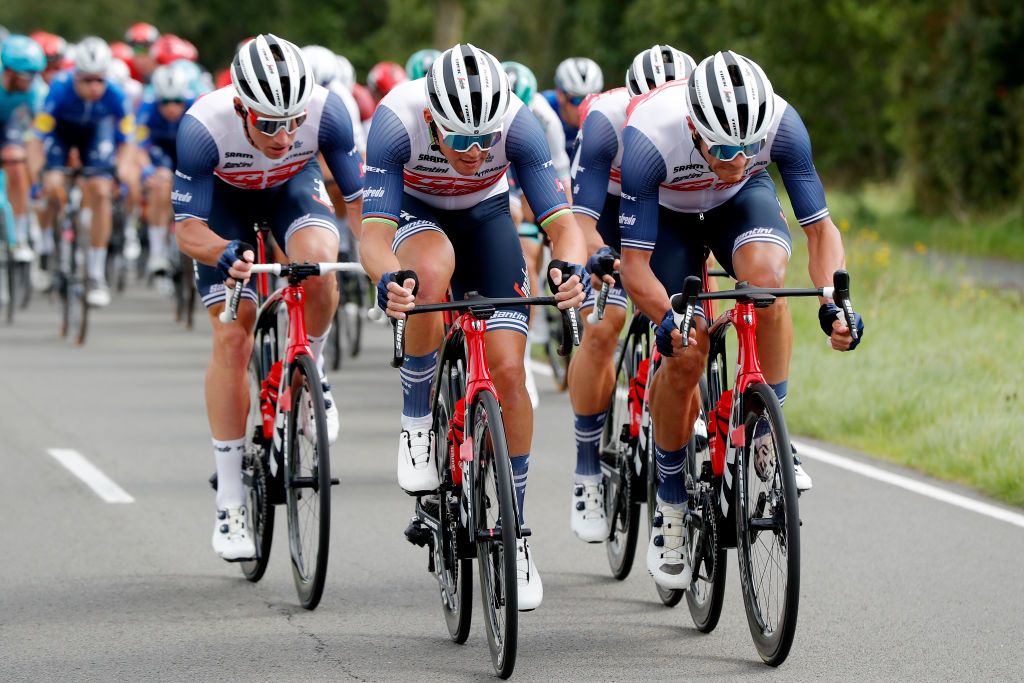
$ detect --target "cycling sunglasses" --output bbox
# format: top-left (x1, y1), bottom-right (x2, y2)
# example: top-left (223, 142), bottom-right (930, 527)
top-left (567, 94), bottom-right (586, 106)
top-left (159, 98), bottom-right (186, 106)
top-left (706, 138), bottom-right (766, 162)
top-left (432, 121), bottom-right (501, 152)
top-left (76, 74), bottom-right (106, 85)
top-left (247, 108), bottom-right (307, 136)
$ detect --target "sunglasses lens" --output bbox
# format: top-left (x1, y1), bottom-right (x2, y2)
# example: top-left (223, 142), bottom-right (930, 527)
top-left (442, 131), bottom-right (501, 152)
top-left (253, 113), bottom-right (306, 135)
top-left (708, 139), bottom-right (765, 161)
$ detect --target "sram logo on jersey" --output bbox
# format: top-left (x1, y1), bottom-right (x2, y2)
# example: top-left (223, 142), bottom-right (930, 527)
top-left (225, 151), bottom-right (254, 159)
top-left (619, 213), bottom-right (637, 225)
top-left (172, 190), bottom-right (193, 204)
top-left (673, 163), bottom-right (702, 173)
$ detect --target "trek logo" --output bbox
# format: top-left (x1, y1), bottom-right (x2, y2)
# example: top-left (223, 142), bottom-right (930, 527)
top-left (174, 169), bottom-right (192, 181)
top-left (171, 190), bottom-right (192, 204)
top-left (619, 213), bottom-right (636, 226)
top-left (620, 192), bottom-right (636, 202)
top-left (364, 164), bottom-right (385, 173)
top-left (364, 187), bottom-right (385, 198)
top-left (223, 162), bottom-right (252, 169)
top-left (225, 151), bottom-right (254, 159)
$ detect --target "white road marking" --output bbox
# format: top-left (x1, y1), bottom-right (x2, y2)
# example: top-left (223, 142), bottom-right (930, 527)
top-left (794, 441), bottom-right (1024, 530)
top-left (47, 448), bottom-right (135, 504)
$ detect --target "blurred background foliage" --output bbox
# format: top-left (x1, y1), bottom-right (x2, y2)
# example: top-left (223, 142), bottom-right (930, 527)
top-left (4, 0), bottom-right (1024, 218)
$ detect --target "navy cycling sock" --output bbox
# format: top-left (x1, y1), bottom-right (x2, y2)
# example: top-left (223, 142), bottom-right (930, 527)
top-left (510, 454), bottom-right (529, 524)
top-left (573, 411), bottom-right (605, 477)
top-left (654, 443), bottom-right (688, 506)
top-left (401, 350), bottom-right (438, 421)
top-left (769, 380), bottom-right (788, 407)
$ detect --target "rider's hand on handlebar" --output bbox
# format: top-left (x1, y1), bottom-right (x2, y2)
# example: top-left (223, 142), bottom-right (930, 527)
top-left (586, 246), bottom-right (620, 290)
top-left (655, 308), bottom-right (697, 357)
top-left (547, 261), bottom-right (586, 311)
top-left (217, 240), bottom-right (255, 289)
top-left (819, 303), bottom-right (865, 351)
top-left (377, 272), bottom-right (417, 321)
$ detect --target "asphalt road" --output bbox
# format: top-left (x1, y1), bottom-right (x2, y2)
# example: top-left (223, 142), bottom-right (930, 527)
top-left (1, 285), bottom-right (1022, 682)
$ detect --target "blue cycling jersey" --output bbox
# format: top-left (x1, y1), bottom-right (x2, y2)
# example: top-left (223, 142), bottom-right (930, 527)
top-left (33, 72), bottom-right (131, 146)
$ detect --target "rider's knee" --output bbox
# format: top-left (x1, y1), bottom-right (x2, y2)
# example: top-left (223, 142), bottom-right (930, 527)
top-left (582, 313), bottom-right (624, 357)
top-left (490, 348), bottom-right (527, 394)
top-left (212, 319), bottom-right (254, 359)
top-left (1, 145), bottom-right (26, 164)
top-left (86, 176), bottom-right (113, 201)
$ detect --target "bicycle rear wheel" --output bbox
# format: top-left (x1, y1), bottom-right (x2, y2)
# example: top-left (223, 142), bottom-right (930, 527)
top-left (240, 348), bottom-right (274, 582)
top-left (735, 382), bottom-right (800, 665)
top-left (325, 290), bottom-right (342, 371)
top-left (685, 376), bottom-right (727, 632)
top-left (601, 324), bottom-right (646, 579)
top-left (285, 354), bottom-right (332, 609)
top-left (2, 234), bottom-right (13, 324)
top-left (472, 389), bottom-right (518, 679)
top-left (340, 272), bottom-right (364, 358)
top-left (432, 353), bottom-right (472, 642)
top-left (544, 307), bottom-right (569, 391)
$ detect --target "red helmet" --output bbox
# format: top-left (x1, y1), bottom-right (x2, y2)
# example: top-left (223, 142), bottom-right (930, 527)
top-left (125, 22), bottom-right (159, 49)
top-left (110, 41), bottom-right (134, 63)
top-left (151, 34), bottom-right (197, 65)
top-left (214, 67), bottom-right (232, 89)
top-left (351, 83), bottom-right (376, 121)
top-left (30, 31), bottom-right (67, 65)
top-left (367, 61), bottom-right (408, 100)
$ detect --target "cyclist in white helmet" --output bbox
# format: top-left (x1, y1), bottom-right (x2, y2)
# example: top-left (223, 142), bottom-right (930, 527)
top-left (617, 50), bottom-right (864, 589)
top-left (30, 36), bottom-right (137, 307)
top-left (542, 57), bottom-right (603, 161)
top-left (566, 45), bottom-right (695, 543)
top-left (360, 43), bottom-right (587, 611)
top-left (171, 34), bottom-right (364, 562)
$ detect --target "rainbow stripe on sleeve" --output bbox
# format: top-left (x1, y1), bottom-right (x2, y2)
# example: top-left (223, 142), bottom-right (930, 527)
top-left (537, 204), bottom-right (571, 228)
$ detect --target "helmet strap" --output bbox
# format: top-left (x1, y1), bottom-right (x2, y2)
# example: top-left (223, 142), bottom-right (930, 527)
top-left (427, 121), bottom-right (441, 152)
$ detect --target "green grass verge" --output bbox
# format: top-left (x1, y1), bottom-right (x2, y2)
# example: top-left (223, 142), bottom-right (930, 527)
top-left (823, 181), bottom-right (1024, 262)
top-left (783, 226), bottom-right (1024, 507)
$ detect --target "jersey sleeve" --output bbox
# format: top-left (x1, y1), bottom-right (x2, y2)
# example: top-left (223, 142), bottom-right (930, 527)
top-left (770, 106), bottom-right (829, 226)
top-left (135, 104), bottom-right (154, 149)
top-left (530, 95), bottom-right (571, 180)
top-left (506, 106), bottom-right (571, 228)
top-left (317, 90), bottom-right (364, 202)
top-left (570, 110), bottom-right (618, 220)
top-left (106, 85), bottom-right (132, 146)
top-left (32, 82), bottom-right (62, 140)
top-left (172, 114), bottom-right (221, 223)
top-left (361, 105), bottom-right (411, 227)
top-left (618, 126), bottom-right (667, 252)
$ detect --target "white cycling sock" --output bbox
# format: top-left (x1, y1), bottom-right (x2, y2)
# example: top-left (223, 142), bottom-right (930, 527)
top-left (212, 437), bottom-right (246, 509)
top-left (87, 247), bottom-right (108, 282)
top-left (14, 214), bottom-right (30, 244)
top-left (308, 329), bottom-right (329, 377)
top-left (147, 225), bottom-right (167, 261)
top-left (39, 227), bottom-right (54, 256)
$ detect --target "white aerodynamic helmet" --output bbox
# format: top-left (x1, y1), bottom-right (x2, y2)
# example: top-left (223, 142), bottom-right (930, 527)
top-left (625, 44), bottom-right (696, 98)
top-left (554, 57), bottom-right (603, 97)
top-left (151, 64), bottom-right (193, 101)
top-left (231, 33), bottom-right (314, 117)
top-left (75, 36), bottom-right (112, 76)
top-left (426, 43), bottom-right (509, 135)
top-left (302, 45), bottom-right (340, 87)
top-left (106, 58), bottom-right (131, 87)
top-left (334, 53), bottom-right (355, 90)
top-left (686, 50), bottom-right (776, 147)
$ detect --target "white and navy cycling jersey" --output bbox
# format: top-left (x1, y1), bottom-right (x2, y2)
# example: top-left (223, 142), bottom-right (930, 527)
top-left (362, 78), bottom-right (570, 228)
top-left (172, 85), bottom-right (363, 224)
top-left (570, 87), bottom-right (630, 220)
top-left (528, 92), bottom-right (571, 181)
top-left (327, 79), bottom-right (366, 155)
top-left (619, 80), bottom-right (828, 252)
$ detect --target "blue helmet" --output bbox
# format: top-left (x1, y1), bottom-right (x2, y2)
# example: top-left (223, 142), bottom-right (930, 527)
top-left (2, 35), bottom-right (46, 73)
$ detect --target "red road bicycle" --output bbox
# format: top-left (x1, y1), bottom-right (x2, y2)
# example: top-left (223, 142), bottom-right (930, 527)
top-left (218, 223), bottom-right (364, 609)
top-left (397, 273), bottom-right (580, 679)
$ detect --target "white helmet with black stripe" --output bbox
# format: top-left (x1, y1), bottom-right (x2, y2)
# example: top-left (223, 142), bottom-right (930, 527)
top-left (302, 45), bottom-right (340, 88)
top-left (425, 43), bottom-right (509, 135)
top-left (555, 57), bottom-right (603, 97)
top-left (626, 45), bottom-right (696, 98)
top-left (335, 53), bottom-right (355, 90)
top-left (75, 36), bottom-right (112, 76)
top-left (686, 50), bottom-right (775, 147)
top-left (152, 64), bottom-right (193, 101)
top-left (231, 34), bottom-right (314, 117)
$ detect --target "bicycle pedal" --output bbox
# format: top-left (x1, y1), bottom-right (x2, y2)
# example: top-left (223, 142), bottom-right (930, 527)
top-left (208, 472), bottom-right (218, 491)
top-left (520, 527), bottom-right (532, 537)
top-left (404, 518), bottom-right (431, 547)
top-left (329, 477), bottom-right (340, 486)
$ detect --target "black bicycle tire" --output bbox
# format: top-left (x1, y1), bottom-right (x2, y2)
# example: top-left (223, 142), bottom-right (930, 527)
top-left (473, 389), bottom-right (518, 679)
top-left (286, 354), bottom-right (332, 610)
top-left (433, 353), bottom-right (472, 643)
top-left (240, 348), bottom-right (275, 582)
top-left (73, 231), bottom-right (89, 346)
top-left (602, 326), bottom-right (643, 580)
top-left (3, 233), bottom-right (14, 324)
top-left (16, 259), bottom-right (31, 311)
top-left (685, 375), bottom-right (728, 633)
top-left (544, 308), bottom-right (569, 391)
top-left (343, 273), bottom-right (364, 358)
top-left (735, 382), bottom-right (800, 666)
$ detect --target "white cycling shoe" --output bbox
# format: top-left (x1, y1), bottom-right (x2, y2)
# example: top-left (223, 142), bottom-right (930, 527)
top-left (793, 451), bottom-right (813, 492)
top-left (516, 538), bottom-right (543, 611)
top-left (646, 500), bottom-right (691, 590)
top-left (212, 505), bottom-right (256, 561)
top-left (86, 280), bottom-right (111, 308)
top-left (571, 476), bottom-right (609, 543)
top-left (321, 378), bottom-right (340, 444)
top-left (13, 244), bottom-right (35, 263)
top-left (397, 427), bottom-right (440, 494)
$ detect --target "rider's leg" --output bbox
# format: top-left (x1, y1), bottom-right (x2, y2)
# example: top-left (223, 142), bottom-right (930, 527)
top-left (2, 145), bottom-right (32, 252)
top-left (81, 176), bottom-right (113, 285)
top-left (732, 241), bottom-right (791, 397)
top-left (146, 168), bottom-right (174, 271)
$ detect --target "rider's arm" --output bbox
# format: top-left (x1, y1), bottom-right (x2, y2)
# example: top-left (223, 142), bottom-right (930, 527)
top-left (618, 126), bottom-right (670, 323)
top-left (171, 115), bottom-right (231, 265)
top-left (318, 90), bottom-right (365, 239)
top-left (771, 105), bottom-right (846, 295)
top-left (571, 110), bottom-right (619, 256)
top-left (506, 106), bottom-right (586, 265)
top-left (359, 105), bottom-right (411, 281)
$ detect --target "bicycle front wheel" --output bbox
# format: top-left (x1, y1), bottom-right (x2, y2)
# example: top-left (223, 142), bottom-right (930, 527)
top-left (735, 382), bottom-right (800, 665)
top-left (472, 389), bottom-right (518, 679)
top-left (285, 354), bottom-right (332, 609)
